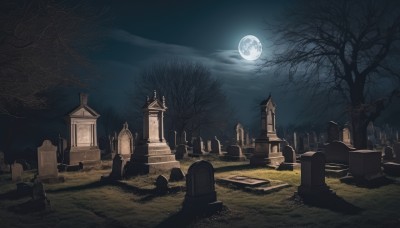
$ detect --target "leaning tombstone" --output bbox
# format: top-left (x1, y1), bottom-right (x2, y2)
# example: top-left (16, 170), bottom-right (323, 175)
top-left (182, 160), bottom-right (223, 214)
top-left (324, 141), bottom-right (355, 164)
top-left (11, 162), bottom-right (23, 182)
top-left (297, 152), bottom-right (334, 197)
top-left (107, 154), bottom-right (126, 180)
top-left (210, 136), bottom-right (222, 154)
top-left (31, 178), bottom-right (50, 210)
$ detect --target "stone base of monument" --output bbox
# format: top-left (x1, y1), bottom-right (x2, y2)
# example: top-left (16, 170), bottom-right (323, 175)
top-left (67, 147), bottom-right (101, 166)
top-left (126, 142), bottom-right (180, 175)
top-left (383, 162), bottom-right (400, 176)
top-left (37, 175), bottom-right (65, 184)
top-left (182, 191), bottom-right (223, 214)
top-left (277, 162), bottom-right (300, 171)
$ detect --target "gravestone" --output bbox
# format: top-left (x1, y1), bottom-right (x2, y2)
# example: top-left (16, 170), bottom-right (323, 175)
top-left (37, 140), bottom-right (63, 183)
top-left (282, 145), bottom-right (296, 163)
top-left (225, 145), bottom-right (246, 161)
top-left (175, 144), bottom-right (187, 160)
top-left (11, 162), bottom-right (23, 182)
top-left (342, 126), bottom-right (352, 146)
top-left (179, 131), bottom-right (187, 145)
top-left (192, 137), bottom-right (205, 155)
top-left (118, 122), bottom-right (134, 160)
top-left (67, 93), bottom-right (101, 166)
top-left (297, 152), bottom-right (333, 197)
top-left (235, 123), bottom-right (245, 147)
top-left (127, 91), bottom-right (180, 174)
top-left (250, 95), bottom-right (284, 167)
top-left (155, 175), bottom-right (169, 194)
top-left (327, 121), bottom-right (340, 143)
top-left (348, 150), bottom-right (384, 181)
top-left (169, 167), bottom-right (185, 182)
top-left (293, 132), bottom-right (297, 151)
top-left (205, 140), bottom-right (211, 152)
top-left (383, 146), bottom-right (394, 160)
top-left (325, 141), bottom-right (355, 164)
top-left (182, 160), bottom-right (223, 213)
top-left (109, 154), bottom-right (126, 180)
top-left (211, 136), bottom-right (222, 154)
top-left (278, 145), bottom-right (300, 170)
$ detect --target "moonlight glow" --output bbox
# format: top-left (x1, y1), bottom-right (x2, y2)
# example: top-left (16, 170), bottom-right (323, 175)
top-left (238, 35), bottom-right (262, 61)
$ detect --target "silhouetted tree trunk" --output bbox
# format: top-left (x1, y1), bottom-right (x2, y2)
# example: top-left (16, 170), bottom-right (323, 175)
top-left (0, 0), bottom-right (103, 117)
top-left (263, 0), bottom-right (400, 149)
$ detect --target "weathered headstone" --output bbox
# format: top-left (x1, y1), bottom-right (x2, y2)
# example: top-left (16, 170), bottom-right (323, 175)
top-left (325, 141), bottom-right (355, 164)
top-left (118, 122), bottom-right (134, 159)
top-left (348, 150), bottom-right (384, 181)
top-left (327, 121), bottom-right (340, 143)
top-left (342, 126), bottom-right (352, 146)
top-left (235, 123), bottom-right (245, 147)
top-left (155, 175), bottom-right (169, 194)
top-left (31, 178), bottom-right (50, 210)
top-left (169, 167), bottom-right (185, 182)
top-left (225, 145), bottom-right (246, 161)
top-left (204, 140), bottom-right (211, 152)
top-left (175, 144), bottom-right (187, 160)
top-left (11, 162), bottom-right (23, 182)
top-left (109, 154), bottom-right (126, 180)
top-left (211, 136), bottom-right (221, 154)
top-left (182, 160), bottom-right (223, 213)
top-left (278, 145), bottom-right (300, 170)
top-left (298, 152), bottom-right (333, 196)
top-left (37, 140), bottom-right (62, 182)
top-left (383, 146), bottom-right (394, 160)
top-left (250, 95), bottom-right (284, 167)
top-left (282, 145), bottom-right (296, 163)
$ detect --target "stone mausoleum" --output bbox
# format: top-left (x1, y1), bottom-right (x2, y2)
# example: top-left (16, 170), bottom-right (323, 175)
top-left (128, 91), bottom-right (180, 174)
top-left (250, 94), bottom-right (284, 167)
top-left (67, 93), bottom-right (101, 166)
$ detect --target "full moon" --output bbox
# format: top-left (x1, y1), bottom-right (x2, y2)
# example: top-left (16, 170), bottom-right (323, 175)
top-left (238, 35), bottom-right (262, 61)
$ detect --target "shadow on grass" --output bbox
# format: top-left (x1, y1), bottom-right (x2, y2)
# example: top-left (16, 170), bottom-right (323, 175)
top-left (340, 176), bottom-right (394, 189)
top-left (46, 179), bottom-right (184, 203)
top-left (155, 205), bottom-right (229, 228)
top-left (293, 193), bottom-right (362, 215)
top-left (214, 164), bottom-right (258, 173)
top-left (8, 199), bottom-right (50, 214)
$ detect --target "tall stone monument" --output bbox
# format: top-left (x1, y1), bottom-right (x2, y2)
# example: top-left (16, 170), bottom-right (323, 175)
top-left (250, 94), bottom-right (284, 166)
top-left (128, 91), bottom-right (180, 174)
top-left (67, 93), bottom-right (101, 166)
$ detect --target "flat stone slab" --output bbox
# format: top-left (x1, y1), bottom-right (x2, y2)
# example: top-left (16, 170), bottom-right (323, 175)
top-left (246, 183), bottom-right (291, 194)
top-left (217, 175), bottom-right (270, 187)
top-left (383, 162), bottom-right (400, 176)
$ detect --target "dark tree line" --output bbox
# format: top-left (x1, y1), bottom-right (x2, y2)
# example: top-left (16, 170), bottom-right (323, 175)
top-left (264, 0), bottom-right (400, 148)
top-left (129, 59), bottom-right (234, 140)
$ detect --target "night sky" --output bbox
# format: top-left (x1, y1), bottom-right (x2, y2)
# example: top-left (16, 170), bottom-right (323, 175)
top-left (87, 0), bottom-right (300, 128)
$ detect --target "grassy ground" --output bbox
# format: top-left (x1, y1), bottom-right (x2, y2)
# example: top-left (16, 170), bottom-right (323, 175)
top-left (0, 155), bottom-right (399, 228)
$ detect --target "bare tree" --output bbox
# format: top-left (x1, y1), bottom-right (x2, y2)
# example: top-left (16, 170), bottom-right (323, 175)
top-left (0, 0), bottom-right (102, 117)
top-left (129, 59), bottom-right (233, 139)
top-left (263, 0), bottom-right (400, 148)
